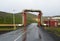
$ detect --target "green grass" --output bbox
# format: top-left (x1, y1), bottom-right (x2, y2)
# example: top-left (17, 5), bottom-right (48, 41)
top-left (27, 13), bottom-right (37, 24)
top-left (44, 27), bottom-right (60, 37)
top-left (0, 26), bottom-right (24, 31)
top-left (0, 26), bottom-right (14, 31)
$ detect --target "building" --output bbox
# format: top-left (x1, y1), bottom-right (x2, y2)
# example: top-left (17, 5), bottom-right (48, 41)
top-left (43, 16), bottom-right (59, 27)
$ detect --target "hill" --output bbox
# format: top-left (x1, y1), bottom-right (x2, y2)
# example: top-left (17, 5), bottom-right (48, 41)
top-left (0, 11), bottom-right (37, 24)
top-left (0, 11), bottom-right (13, 24)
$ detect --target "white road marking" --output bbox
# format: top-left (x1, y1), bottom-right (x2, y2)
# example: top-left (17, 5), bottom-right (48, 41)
top-left (14, 32), bottom-right (26, 41)
top-left (14, 27), bottom-right (34, 41)
top-left (0, 28), bottom-right (24, 38)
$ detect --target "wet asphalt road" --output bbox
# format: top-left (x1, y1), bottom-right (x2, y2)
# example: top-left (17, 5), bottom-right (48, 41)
top-left (0, 23), bottom-right (55, 41)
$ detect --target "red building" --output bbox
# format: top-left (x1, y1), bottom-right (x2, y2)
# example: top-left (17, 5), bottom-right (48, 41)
top-left (44, 19), bottom-right (58, 27)
top-left (49, 19), bottom-right (58, 27)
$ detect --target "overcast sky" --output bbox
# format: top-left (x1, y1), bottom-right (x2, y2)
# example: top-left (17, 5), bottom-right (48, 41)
top-left (0, 0), bottom-right (60, 16)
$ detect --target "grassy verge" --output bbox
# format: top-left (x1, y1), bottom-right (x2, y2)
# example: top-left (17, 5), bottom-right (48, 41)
top-left (0, 26), bottom-right (14, 31)
top-left (0, 26), bottom-right (24, 31)
top-left (44, 27), bottom-right (60, 41)
top-left (44, 27), bottom-right (60, 37)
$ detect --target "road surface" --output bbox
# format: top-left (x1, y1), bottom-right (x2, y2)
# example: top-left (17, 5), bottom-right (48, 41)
top-left (0, 23), bottom-right (55, 41)
top-left (26, 23), bottom-right (54, 41)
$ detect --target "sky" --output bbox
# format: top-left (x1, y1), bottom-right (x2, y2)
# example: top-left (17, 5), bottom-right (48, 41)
top-left (0, 0), bottom-right (60, 16)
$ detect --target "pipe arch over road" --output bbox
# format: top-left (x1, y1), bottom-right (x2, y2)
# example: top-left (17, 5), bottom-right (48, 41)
top-left (22, 9), bottom-right (42, 27)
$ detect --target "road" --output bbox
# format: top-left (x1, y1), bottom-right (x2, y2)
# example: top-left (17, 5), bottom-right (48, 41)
top-left (26, 23), bottom-right (55, 41)
top-left (0, 23), bottom-right (55, 41)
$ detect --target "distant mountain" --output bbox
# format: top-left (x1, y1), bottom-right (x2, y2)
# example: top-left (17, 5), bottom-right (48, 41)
top-left (0, 11), bottom-right (37, 24)
top-left (53, 15), bottom-right (60, 17)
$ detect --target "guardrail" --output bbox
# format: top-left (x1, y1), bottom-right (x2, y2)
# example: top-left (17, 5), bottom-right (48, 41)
top-left (0, 24), bottom-right (23, 26)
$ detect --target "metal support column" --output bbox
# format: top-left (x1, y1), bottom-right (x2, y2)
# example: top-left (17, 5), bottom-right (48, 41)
top-left (22, 12), bottom-right (27, 27)
top-left (38, 12), bottom-right (41, 27)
